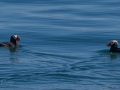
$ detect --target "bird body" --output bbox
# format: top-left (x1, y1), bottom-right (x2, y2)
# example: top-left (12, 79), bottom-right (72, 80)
top-left (0, 35), bottom-right (21, 47)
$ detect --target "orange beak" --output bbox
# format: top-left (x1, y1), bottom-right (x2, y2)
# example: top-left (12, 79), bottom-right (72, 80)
top-left (16, 36), bottom-right (21, 41)
top-left (106, 42), bottom-right (111, 46)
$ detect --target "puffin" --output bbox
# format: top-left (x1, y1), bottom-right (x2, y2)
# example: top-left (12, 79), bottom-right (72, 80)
top-left (106, 40), bottom-right (120, 52)
top-left (0, 35), bottom-right (21, 47)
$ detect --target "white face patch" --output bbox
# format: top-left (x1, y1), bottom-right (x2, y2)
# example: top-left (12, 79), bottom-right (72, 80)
top-left (110, 40), bottom-right (118, 45)
top-left (12, 35), bottom-right (18, 40)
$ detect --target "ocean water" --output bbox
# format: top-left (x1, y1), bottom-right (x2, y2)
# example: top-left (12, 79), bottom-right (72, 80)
top-left (0, 0), bottom-right (120, 90)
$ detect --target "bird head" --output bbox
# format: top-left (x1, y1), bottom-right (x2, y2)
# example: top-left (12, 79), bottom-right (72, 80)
top-left (106, 40), bottom-right (118, 47)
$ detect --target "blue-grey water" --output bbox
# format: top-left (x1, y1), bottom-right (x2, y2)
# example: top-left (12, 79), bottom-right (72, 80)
top-left (0, 0), bottom-right (120, 90)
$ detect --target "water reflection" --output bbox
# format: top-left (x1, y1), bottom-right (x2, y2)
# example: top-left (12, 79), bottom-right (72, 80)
top-left (9, 47), bottom-right (20, 63)
top-left (8, 47), bottom-right (19, 52)
top-left (10, 57), bottom-right (19, 63)
top-left (98, 50), bottom-right (120, 60)
top-left (108, 53), bottom-right (119, 60)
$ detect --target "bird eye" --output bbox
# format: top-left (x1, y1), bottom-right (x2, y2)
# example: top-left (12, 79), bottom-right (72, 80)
top-left (111, 42), bottom-right (114, 45)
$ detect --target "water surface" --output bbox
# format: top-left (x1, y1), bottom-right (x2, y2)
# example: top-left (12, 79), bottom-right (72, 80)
top-left (0, 0), bottom-right (120, 90)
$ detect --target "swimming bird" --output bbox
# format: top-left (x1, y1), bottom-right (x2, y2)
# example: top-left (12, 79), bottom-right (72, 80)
top-left (0, 34), bottom-right (21, 47)
top-left (106, 40), bottom-right (120, 52)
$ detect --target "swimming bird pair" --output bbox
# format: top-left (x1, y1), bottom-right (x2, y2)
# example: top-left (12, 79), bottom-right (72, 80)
top-left (0, 35), bottom-right (120, 53)
top-left (0, 34), bottom-right (21, 47)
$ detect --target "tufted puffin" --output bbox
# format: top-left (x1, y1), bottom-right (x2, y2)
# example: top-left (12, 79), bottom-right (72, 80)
top-left (0, 35), bottom-right (21, 47)
top-left (106, 40), bottom-right (120, 52)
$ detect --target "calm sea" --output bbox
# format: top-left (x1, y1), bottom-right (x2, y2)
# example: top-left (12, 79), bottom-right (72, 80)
top-left (0, 0), bottom-right (120, 90)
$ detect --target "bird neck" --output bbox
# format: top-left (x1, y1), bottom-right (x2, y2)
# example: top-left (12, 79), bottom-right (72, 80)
top-left (10, 36), bottom-right (18, 46)
top-left (110, 43), bottom-right (118, 52)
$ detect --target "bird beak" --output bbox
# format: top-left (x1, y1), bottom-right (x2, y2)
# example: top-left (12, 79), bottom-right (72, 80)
top-left (16, 36), bottom-right (21, 41)
top-left (106, 42), bottom-right (111, 46)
